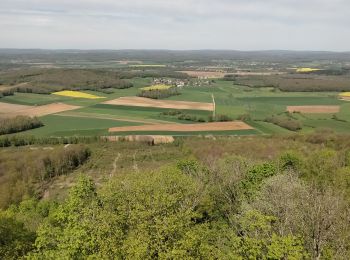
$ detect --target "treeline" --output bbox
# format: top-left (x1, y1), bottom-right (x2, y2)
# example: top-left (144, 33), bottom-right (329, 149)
top-left (161, 111), bottom-right (232, 123)
top-left (0, 88), bottom-right (15, 98)
top-left (0, 145), bottom-right (91, 209)
top-left (265, 114), bottom-right (303, 131)
top-left (0, 135), bottom-right (102, 147)
top-left (0, 116), bottom-right (43, 135)
top-left (0, 69), bottom-right (134, 95)
top-left (138, 87), bottom-right (180, 99)
top-left (1, 143), bottom-right (350, 258)
top-left (233, 75), bottom-right (350, 92)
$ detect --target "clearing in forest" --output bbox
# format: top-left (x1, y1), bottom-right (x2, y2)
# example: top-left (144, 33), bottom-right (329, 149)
top-left (109, 121), bottom-right (253, 133)
top-left (287, 106), bottom-right (340, 114)
top-left (103, 96), bottom-right (214, 111)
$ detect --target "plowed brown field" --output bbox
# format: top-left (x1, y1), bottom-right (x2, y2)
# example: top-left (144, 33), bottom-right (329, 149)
top-left (0, 102), bottom-right (81, 118)
top-left (109, 121), bottom-right (253, 133)
top-left (287, 106), bottom-right (340, 114)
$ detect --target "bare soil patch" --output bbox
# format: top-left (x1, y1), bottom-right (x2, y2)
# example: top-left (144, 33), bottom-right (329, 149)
top-left (0, 103), bottom-right (81, 118)
top-left (103, 97), bottom-right (214, 111)
top-left (287, 106), bottom-right (340, 114)
top-left (109, 121), bottom-right (253, 133)
top-left (0, 102), bottom-right (32, 114)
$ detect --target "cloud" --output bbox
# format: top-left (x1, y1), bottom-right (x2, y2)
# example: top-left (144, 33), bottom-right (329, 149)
top-left (0, 0), bottom-right (349, 50)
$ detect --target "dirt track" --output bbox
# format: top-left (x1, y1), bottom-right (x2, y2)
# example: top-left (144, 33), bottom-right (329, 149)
top-left (287, 106), bottom-right (340, 114)
top-left (109, 121), bottom-right (253, 133)
top-left (0, 102), bottom-right (81, 118)
top-left (103, 97), bottom-right (214, 111)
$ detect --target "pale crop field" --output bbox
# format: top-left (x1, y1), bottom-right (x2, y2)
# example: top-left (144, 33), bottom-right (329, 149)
top-left (52, 90), bottom-right (105, 99)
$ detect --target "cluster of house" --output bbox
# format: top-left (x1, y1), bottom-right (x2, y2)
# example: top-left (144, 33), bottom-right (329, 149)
top-left (152, 78), bottom-right (187, 88)
top-left (152, 77), bottom-right (213, 88)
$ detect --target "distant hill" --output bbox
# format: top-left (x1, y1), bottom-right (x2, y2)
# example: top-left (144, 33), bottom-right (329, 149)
top-left (1, 49), bottom-right (350, 63)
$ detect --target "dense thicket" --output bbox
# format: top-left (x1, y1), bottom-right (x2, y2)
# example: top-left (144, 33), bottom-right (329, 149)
top-left (234, 75), bottom-right (350, 92)
top-left (0, 145), bottom-right (90, 208)
top-left (1, 136), bottom-right (350, 259)
top-left (0, 88), bottom-right (15, 98)
top-left (265, 115), bottom-right (303, 131)
top-left (0, 135), bottom-right (101, 147)
top-left (0, 116), bottom-right (43, 135)
top-left (0, 69), bottom-right (133, 94)
top-left (138, 88), bottom-right (180, 99)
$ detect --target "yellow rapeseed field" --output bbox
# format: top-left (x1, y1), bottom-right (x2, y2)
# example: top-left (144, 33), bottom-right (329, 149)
top-left (296, 68), bottom-right (321, 73)
top-left (339, 92), bottom-right (350, 97)
top-left (52, 90), bottom-right (105, 99)
top-left (141, 84), bottom-right (172, 91)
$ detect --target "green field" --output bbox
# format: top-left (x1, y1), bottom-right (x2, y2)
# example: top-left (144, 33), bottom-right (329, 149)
top-left (24, 115), bottom-right (141, 136)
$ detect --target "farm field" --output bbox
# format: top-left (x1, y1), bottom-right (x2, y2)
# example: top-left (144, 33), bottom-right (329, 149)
top-left (1, 77), bottom-right (350, 136)
top-left (52, 90), bottom-right (105, 99)
top-left (103, 96), bottom-right (214, 111)
top-left (24, 115), bottom-right (142, 136)
top-left (0, 102), bottom-right (80, 118)
top-left (287, 105), bottom-right (340, 113)
top-left (109, 121), bottom-right (253, 133)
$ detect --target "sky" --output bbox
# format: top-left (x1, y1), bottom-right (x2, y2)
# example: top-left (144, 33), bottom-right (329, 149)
top-left (1, 0), bottom-right (349, 51)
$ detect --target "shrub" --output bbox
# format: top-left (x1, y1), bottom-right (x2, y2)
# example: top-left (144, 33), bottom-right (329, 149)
top-left (265, 116), bottom-right (302, 131)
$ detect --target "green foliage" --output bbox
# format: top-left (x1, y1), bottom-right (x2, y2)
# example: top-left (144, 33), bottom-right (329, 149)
top-left (303, 149), bottom-right (339, 186)
top-left (0, 145), bottom-right (90, 208)
top-left (1, 137), bottom-right (350, 258)
top-left (279, 151), bottom-right (303, 171)
top-left (0, 213), bottom-right (35, 259)
top-left (241, 163), bottom-right (278, 200)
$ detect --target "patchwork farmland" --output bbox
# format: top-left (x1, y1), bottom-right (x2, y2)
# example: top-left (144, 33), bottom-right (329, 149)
top-left (0, 55), bottom-right (350, 138)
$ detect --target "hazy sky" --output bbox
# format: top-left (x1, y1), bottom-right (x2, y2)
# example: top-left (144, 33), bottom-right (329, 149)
top-left (1, 0), bottom-right (349, 51)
